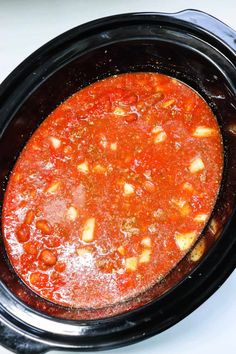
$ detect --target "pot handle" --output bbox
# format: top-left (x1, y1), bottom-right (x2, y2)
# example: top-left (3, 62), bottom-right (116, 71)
top-left (0, 321), bottom-right (50, 354)
top-left (171, 9), bottom-right (236, 51)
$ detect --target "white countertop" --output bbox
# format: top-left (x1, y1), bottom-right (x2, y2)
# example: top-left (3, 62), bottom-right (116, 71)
top-left (0, 1), bottom-right (235, 353)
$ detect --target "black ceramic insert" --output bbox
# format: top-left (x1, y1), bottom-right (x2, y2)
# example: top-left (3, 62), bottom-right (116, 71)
top-left (0, 10), bottom-right (235, 353)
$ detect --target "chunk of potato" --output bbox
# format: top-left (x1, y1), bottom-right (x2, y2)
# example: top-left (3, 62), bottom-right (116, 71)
top-left (113, 107), bottom-right (125, 115)
top-left (209, 218), bottom-right (218, 235)
top-left (141, 237), bottom-right (151, 247)
top-left (189, 157), bottom-right (205, 173)
top-left (66, 206), bottom-right (78, 221)
top-left (154, 131), bottom-right (167, 144)
top-left (77, 161), bottom-right (89, 174)
top-left (49, 136), bottom-right (61, 149)
top-left (189, 238), bottom-right (206, 262)
top-left (162, 99), bottom-right (175, 108)
top-left (125, 257), bottom-right (138, 271)
top-left (171, 198), bottom-right (191, 216)
top-left (110, 142), bottom-right (117, 151)
top-left (82, 218), bottom-right (95, 242)
top-left (175, 231), bottom-right (197, 251)
top-left (152, 125), bottom-right (167, 144)
top-left (143, 170), bottom-right (152, 180)
top-left (139, 249), bottom-right (151, 263)
top-left (93, 164), bottom-right (106, 173)
top-left (123, 182), bottom-right (135, 196)
top-left (45, 181), bottom-right (60, 194)
top-left (182, 182), bottom-right (194, 192)
top-left (117, 246), bottom-right (125, 256)
top-left (194, 214), bottom-right (208, 223)
top-left (77, 248), bottom-right (92, 257)
top-left (193, 126), bottom-right (215, 137)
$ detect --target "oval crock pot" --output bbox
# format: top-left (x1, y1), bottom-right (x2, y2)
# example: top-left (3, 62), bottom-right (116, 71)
top-left (0, 9), bottom-right (236, 354)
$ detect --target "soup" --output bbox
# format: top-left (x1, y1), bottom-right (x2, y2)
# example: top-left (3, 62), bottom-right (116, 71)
top-left (2, 73), bottom-right (223, 308)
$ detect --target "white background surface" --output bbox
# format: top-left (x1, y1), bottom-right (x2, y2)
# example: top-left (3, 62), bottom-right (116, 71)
top-left (0, 0), bottom-right (235, 353)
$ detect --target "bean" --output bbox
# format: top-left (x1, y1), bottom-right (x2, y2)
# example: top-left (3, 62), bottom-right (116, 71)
top-left (16, 224), bottom-right (30, 243)
top-left (55, 262), bottom-right (66, 272)
top-left (30, 272), bottom-right (48, 287)
top-left (36, 220), bottom-right (53, 234)
top-left (24, 210), bottom-right (34, 225)
top-left (40, 249), bottom-right (57, 266)
top-left (23, 241), bottom-right (38, 255)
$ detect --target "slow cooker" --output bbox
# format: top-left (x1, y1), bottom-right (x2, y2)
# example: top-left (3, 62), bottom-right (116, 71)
top-left (0, 9), bottom-right (236, 353)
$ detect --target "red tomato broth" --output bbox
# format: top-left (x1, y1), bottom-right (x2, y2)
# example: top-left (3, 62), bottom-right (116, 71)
top-left (2, 73), bottom-right (223, 309)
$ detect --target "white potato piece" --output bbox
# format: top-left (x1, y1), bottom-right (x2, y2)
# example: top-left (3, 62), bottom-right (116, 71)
top-left (110, 142), bottom-right (117, 151)
top-left (171, 198), bottom-right (185, 208)
top-left (193, 126), bottom-right (215, 137)
top-left (182, 182), bottom-right (194, 192)
top-left (45, 181), bottom-right (60, 194)
top-left (171, 198), bottom-right (191, 216)
top-left (66, 206), bottom-right (78, 221)
top-left (93, 164), bottom-right (106, 173)
top-left (139, 249), bottom-right (151, 263)
top-left (141, 237), bottom-right (151, 248)
top-left (77, 161), bottom-right (89, 174)
top-left (143, 170), bottom-right (152, 180)
top-left (125, 257), bottom-right (138, 271)
top-left (123, 182), bottom-right (135, 196)
top-left (113, 107), bottom-right (125, 115)
top-left (189, 157), bottom-right (205, 173)
top-left (82, 218), bottom-right (95, 242)
top-left (175, 231), bottom-right (197, 251)
top-left (180, 203), bottom-right (191, 216)
top-left (194, 214), bottom-right (208, 223)
top-left (162, 99), bottom-right (175, 108)
top-left (77, 248), bottom-right (92, 256)
top-left (209, 218), bottom-right (218, 235)
top-left (49, 136), bottom-right (61, 149)
top-left (154, 131), bottom-right (167, 144)
top-left (152, 125), bottom-right (167, 144)
top-left (189, 238), bottom-right (206, 262)
top-left (117, 246), bottom-right (125, 256)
